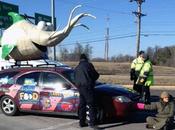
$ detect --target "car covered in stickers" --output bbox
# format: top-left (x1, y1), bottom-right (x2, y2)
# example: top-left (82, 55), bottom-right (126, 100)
top-left (0, 66), bottom-right (140, 122)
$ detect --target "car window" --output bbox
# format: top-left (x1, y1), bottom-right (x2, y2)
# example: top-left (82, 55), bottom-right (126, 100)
top-left (0, 71), bottom-right (19, 85)
top-left (62, 70), bottom-right (75, 84)
top-left (16, 72), bottom-right (40, 86)
top-left (42, 72), bottom-right (71, 90)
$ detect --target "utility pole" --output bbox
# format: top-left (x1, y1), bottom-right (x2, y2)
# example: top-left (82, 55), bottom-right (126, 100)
top-left (130, 0), bottom-right (146, 57)
top-left (51, 0), bottom-right (56, 60)
top-left (104, 16), bottom-right (110, 61)
top-left (0, 29), bottom-right (2, 37)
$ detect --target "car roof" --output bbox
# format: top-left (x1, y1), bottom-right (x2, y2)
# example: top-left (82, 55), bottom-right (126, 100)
top-left (0, 59), bottom-right (70, 70)
top-left (0, 66), bottom-right (73, 74)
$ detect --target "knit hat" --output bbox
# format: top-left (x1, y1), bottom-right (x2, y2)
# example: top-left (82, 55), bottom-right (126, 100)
top-left (160, 91), bottom-right (169, 98)
top-left (80, 54), bottom-right (88, 60)
top-left (139, 50), bottom-right (145, 55)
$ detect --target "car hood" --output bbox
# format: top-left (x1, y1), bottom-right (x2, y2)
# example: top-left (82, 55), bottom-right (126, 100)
top-left (95, 82), bottom-right (140, 101)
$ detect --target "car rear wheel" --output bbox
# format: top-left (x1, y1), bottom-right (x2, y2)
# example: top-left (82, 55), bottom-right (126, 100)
top-left (0, 96), bottom-right (19, 116)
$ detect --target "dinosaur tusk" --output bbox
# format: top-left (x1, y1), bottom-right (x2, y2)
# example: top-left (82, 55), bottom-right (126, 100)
top-left (74, 23), bottom-right (90, 30)
top-left (67, 5), bottom-right (82, 28)
top-left (48, 25), bottom-right (61, 40)
top-left (85, 14), bottom-right (96, 19)
top-left (50, 13), bottom-right (96, 41)
top-left (69, 13), bottom-right (96, 28)
top-left (49, 5), bottom-right (82, 40)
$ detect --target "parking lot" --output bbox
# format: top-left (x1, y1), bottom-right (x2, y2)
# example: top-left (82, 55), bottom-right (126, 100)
top-left (0, 90), bottom-right (174, 130)
top-left (0, 111), bottom-right (152, 130)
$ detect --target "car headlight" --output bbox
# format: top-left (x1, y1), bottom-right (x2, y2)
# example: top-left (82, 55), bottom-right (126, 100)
top-left (113, 96), bottom-right (132, 103)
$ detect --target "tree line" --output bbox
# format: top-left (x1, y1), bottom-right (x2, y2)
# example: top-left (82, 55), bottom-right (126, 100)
top-left (59, 42), bottom-right (92, 61)
top-left (145, 45), bottom-right (175, 67)
top-left (58, 43), bottom-right (175, 67)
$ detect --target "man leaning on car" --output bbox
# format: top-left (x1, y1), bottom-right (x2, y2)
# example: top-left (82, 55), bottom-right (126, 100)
top-left (74, 54), bottom-right (99, 129)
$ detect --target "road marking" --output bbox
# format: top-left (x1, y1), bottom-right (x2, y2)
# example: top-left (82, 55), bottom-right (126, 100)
top-left (36, 120), bottom-right (79, 130)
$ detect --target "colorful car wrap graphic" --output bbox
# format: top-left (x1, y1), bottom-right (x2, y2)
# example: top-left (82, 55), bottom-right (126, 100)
top-left (40, 97), bottom-right (51, 109)
top-left (2, 83), bottom-right (80, 113)
top-left (19, 85), bottom-right (39, 104)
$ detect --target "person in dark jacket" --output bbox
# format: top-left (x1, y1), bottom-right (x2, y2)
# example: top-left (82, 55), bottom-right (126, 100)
top-left (136, 91), bottom-right (175, 130)
top-left (74, 54), bottom-right (99, 129)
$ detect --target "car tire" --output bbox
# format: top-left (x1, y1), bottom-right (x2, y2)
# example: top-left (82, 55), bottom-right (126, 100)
top-left (0, 96), bottom-right (19, 116)
top-left (96, 107), bottom-right (105, 124)
top-left (78, 105), bottom-right (105, 124)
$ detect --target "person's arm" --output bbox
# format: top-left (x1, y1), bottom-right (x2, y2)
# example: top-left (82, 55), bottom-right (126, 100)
top-left (130, 60), bottom-right (136, 81)
top-left (130, 68), bottom-right (135, 81)
top-left (136, 62), bottom-right (151, 85)
top-left (136, 102), bottom-right (158, 110)
top-left (144, 102), bottom-right (158, 110)
top-left (89, 63), bottom-right (99, 81)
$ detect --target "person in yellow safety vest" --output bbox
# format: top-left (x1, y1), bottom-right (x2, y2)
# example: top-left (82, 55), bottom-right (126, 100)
top-left (130, 51), bottom-right (145, 95)
top-left (136, 55), bottom-right (154, 104)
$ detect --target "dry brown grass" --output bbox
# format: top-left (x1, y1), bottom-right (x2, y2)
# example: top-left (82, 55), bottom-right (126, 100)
top-left (64, 61), bottom-right (175, 86)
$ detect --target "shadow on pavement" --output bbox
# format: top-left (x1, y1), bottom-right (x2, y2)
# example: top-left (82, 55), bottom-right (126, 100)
top-left (98, 95), bottom-right (160, 129)
top-left (98, 94), bottom-right (175, 130)
top-left (98, 110), bottom-right (156, 129)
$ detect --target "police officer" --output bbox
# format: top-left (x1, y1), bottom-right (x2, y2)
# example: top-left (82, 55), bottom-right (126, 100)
top-left (130, 51), bottom-right (145, 94)
top-left (74, 54), bottom-right (99, 129)
top-left (136, 55), bottom-right (154, 104)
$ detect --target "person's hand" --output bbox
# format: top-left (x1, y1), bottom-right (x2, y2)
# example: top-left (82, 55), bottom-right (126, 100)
top-left (136, 103), bottom-right (145, 110)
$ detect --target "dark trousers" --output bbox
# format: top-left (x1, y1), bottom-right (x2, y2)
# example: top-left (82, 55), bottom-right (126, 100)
top-left (78, 87), bottom-right (96, 126)
top-left (133, 79), bottom-right (142, 95)
top-left (141, 85), bottom-right (150, 104)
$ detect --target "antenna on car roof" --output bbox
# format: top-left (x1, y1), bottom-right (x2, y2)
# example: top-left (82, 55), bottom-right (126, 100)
top-left (43, 59), bottom-right (49, 65)
top-left (36, 59), bottom-right (57, 67)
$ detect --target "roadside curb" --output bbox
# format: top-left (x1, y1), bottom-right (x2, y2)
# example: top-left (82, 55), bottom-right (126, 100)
top-left (123, 85), bottom-right (175, 90)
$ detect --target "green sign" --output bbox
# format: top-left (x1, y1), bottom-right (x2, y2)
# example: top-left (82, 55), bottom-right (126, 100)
top-left (0, 1), bottom-right (19, 28)
top-left (35, 13), bottom-right (56, 30)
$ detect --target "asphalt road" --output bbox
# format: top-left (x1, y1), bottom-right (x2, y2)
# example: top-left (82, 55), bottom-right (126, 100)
top-left (0, 89), bottom-right (174, 130)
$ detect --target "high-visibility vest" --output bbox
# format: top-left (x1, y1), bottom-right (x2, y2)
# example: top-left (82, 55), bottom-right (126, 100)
top-left (131, 56), bottom-right (144, 72)
top-left (139, 60), bottom-right (154, 86)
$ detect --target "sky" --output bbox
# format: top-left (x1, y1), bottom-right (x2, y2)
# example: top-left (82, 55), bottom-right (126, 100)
top-left (2, 0), bottom-right (175, 58)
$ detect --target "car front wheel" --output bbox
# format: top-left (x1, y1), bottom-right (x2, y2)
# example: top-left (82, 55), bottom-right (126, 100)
top-left (96, 107), bottom-right (105, 123)
top-left (0, 96), bottom-right (18, 116)
top-left (86, 106), bottom-right (105, 124)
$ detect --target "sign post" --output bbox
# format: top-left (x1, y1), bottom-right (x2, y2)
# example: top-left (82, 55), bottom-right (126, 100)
top-left (35, 13), bottom-right (56, 29)
top-left (0, 1), bottom-right (19, 28)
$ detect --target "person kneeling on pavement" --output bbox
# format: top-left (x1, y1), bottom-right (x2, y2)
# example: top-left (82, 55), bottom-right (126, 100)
top-left (136, 91), bottom-right (174, 130)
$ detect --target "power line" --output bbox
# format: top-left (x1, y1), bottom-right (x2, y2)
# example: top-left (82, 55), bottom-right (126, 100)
top-left (61, 0), bottom-right (131, 15)
top-left (59, 34), bottom-right (137, 46)
top-left (59, 33), bottom-right (175, 47)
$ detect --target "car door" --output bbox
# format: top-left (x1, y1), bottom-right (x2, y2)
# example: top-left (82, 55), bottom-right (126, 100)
top-left (39, 71), bottom-right (79, 114)
top-left (16, 72), bottom-right (41, 110)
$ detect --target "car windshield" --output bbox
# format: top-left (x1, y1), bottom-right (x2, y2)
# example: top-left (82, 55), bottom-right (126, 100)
top-left (62, 70), bottom-right (75, 84)
top-left (62, 70), bottom-right (102, 87)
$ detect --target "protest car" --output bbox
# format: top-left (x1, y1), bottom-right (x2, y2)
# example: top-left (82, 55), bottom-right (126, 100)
top-left (0, 66), bottom-right (140, 122)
